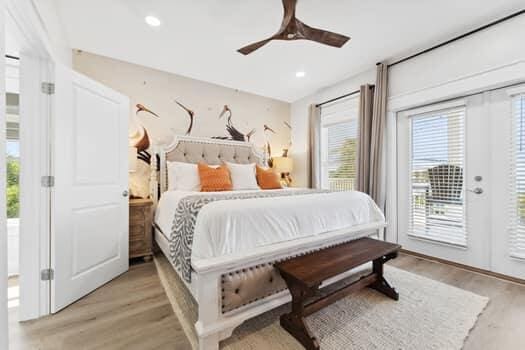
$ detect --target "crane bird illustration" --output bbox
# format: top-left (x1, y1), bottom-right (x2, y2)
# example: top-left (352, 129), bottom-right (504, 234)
top-left (174, 100), bottom-right (195, 135)
top-left (214, 105), bottom-right (256, 142)
top-left (263, 124), bottom-right (277, 165)
top-left (133, 104), bottom-right (162, 164)
top-left (136, 103), bottom-right (160, 118)
top-left (283, 121), bottom-right (292, 157)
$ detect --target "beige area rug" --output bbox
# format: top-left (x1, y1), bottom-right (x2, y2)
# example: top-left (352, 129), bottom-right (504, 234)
top-left (154, 254), bottom-right (488, 350)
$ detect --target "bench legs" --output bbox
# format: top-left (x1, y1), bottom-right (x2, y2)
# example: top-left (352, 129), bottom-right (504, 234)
top-left (369, 253), bottom-right (399, 301)
top-left (280, 284), bottom-right (320, 350)
top-left (280, 314), bottom-right (319, 350)
top-left (280, 253), bottom-right (399, 349)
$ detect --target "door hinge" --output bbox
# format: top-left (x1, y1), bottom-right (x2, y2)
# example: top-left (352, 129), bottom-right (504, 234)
top-left (41, 175), bottom-right (55, 187)
top-left (41, 82), bottom-right (55, 95)
top-left (41, 268), bottom-right (54, 281)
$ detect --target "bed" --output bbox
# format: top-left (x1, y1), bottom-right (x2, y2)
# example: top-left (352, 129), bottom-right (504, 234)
top-left (150, 136), bottom-right (386, 350)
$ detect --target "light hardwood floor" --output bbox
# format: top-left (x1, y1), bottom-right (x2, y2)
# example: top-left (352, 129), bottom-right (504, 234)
top-left (8, 254), bottom-right (525, 350)
top-left (390, 254), bottom-right (525, 350)
top-left (8, 261), bottom-right (192, 350)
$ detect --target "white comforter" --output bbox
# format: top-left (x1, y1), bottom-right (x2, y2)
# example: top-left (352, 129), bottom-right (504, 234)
top-left (155, 189), bottom-right (385, 262)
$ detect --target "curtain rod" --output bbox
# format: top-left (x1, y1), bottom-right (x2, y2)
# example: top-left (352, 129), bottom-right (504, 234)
top-left (386, 9), bottom-right (525, 68)
top-left (316, 85), bottom-right (374, 108)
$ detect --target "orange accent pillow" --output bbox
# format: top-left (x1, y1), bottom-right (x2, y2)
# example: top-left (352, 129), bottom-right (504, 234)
top-left (256, 166), bottom-right (282, 190)
top-left (198, 163), bottom-right (233, 192)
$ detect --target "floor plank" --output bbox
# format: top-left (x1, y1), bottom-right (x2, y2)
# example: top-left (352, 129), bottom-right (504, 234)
top-left (8, 254), bottom-right (525, 349)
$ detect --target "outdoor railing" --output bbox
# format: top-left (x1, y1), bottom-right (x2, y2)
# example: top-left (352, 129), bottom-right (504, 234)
top-left (329, 178), bottom-right (355, 191)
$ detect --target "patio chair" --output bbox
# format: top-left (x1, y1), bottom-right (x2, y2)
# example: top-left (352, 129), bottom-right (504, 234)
top-left (425, 164), bottom-right (463, 221)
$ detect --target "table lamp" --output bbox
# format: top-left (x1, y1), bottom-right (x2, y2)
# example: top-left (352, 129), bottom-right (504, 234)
top-left (272, 156), bottom-right (293, 187)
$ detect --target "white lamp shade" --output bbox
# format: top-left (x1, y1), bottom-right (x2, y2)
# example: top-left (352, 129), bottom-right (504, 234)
top-left (128, 146), bottom-right (138, 173)
top-left (272, 156), bottom-right (293, 173)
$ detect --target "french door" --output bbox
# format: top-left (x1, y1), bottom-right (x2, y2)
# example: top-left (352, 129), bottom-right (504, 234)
top-left (397, 87), bottom-right (525, 279)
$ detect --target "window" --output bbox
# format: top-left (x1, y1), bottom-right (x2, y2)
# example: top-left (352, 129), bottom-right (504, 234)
top-left (409, 107), bottom-right (466, 246)
top-left (509, 93), bottom-right (525, 259)
top-left (320, 96), bottom-right (359, 191)
top-left (6, 92), bottom-right (19, 219)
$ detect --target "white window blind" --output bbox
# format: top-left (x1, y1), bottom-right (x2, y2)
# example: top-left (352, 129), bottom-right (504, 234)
top-left (509, 93), bottom-right (525, 259)
top-left (320, 96), bottom-right (359, 191)
top-left (409, 107), bottom-right (467, 246)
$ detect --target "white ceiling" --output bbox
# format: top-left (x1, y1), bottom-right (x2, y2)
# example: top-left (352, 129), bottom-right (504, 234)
top-left (52, 0), bottom-right (524, 102)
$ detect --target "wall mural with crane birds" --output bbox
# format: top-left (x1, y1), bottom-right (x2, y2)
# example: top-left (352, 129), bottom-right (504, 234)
top-left (74, 50), bottom-right (291, 198)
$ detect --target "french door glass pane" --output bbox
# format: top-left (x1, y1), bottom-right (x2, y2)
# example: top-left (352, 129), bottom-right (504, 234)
top-left (409, 107), bottom-right (467, 246)
top-left (509, 94), bottom-right (525, 259)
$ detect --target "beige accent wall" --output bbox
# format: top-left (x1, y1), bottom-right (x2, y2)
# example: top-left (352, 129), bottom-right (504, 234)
top-left (73, 51), bottom-right (291, 153)
top-left (73, 51), bottom-right (290, 197)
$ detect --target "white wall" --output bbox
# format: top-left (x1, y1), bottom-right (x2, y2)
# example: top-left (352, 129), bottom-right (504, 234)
top-left (31, 0), bottom-right (72, 66)
top-left (388, 15), bottom-right (525, 110)
top-left (290, 68), bottom-right (376, 187)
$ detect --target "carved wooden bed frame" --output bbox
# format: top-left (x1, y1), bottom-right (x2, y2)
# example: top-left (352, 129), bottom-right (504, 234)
top-left (150, 135), bottom-right (386, 350)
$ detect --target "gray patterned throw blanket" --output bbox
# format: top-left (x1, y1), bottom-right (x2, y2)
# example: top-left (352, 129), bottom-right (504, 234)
top-left (170, 189), bottom-right (329, 282)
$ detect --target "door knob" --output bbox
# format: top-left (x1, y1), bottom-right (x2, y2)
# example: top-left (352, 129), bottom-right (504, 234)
top-left (122, 190), bottom-right (129, 197)
top-left (467, 187), bottom-right (483, 194)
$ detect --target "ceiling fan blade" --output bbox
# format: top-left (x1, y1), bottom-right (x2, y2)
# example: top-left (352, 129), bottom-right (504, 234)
top-left (301, 23), bottom-right (350, 48)
top-left (281, 0), bottom-right (297, 28)
top-left (237, 38), bottom-right (274, 55)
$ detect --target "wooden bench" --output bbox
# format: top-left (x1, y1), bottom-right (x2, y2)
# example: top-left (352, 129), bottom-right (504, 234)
top-left (275, 237), bottom-right (401, 350)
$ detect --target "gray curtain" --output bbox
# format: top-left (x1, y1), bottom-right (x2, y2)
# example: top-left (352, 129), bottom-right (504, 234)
top-left (309, 104), bottom-right (321, 189)
top-left (370, 63), bottom-right (388, 206)
top-left (357, 63), bottom-right (388, 206)
top-left (356, 84), bottom-right (375, 194)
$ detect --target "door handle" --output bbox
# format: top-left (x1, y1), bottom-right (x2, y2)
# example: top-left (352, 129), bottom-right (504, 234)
top-left (467, 187), bottom-right (483, 194)
top-left (122, 190), bottom-right (129, 197)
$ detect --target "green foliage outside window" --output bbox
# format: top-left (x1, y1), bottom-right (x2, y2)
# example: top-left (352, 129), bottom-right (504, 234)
top-left (7, 156), bottom-right (19, 218)
top-left (329, 138), bottom-right (357, 179)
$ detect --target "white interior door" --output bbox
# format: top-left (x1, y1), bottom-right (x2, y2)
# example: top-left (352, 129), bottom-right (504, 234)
top-left (51, 64), bottom-right (129, 312)
top-left (397, 96), bottom-right (491, 269)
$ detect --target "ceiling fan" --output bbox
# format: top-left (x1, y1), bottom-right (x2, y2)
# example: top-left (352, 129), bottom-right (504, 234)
top-left (237, 0), bottom-right (350, 55)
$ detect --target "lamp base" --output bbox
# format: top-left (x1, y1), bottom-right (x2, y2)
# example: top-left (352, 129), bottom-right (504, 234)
top-left (281, 173), bottom-right (293, 187)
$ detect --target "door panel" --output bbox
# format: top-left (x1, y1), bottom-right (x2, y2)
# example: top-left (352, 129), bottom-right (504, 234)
top-left (490, 88), bottom-right (525, 279)
top-left (52, 64), bottom-right (129, 312)
top-left (73, 84), bottom-right (120, 184)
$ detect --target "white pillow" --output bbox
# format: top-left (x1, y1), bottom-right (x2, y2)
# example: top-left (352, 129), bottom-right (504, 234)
top-left (226, 162), bottom-right (260, 190)
top-left (166, 161), bottom-right (200, 191)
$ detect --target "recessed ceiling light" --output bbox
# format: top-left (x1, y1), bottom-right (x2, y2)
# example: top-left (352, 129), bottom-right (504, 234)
top-left (296, 71), bottom-right (306, 78)
top-left (145, 16), bottom-right (161, 27)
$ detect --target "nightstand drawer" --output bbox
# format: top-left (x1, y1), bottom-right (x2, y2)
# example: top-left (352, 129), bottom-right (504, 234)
top-left (130, 207), bottom-right (145, 222)
top-left (130, 239), bottom-right (149, 256)
top-left (130, 224), bottom-right (145, 240)
top-left (129, 199), bottom-right (153, 261)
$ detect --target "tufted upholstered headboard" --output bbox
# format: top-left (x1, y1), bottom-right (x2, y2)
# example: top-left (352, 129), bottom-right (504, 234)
top-left (151, 136), bottom-right (266, 201)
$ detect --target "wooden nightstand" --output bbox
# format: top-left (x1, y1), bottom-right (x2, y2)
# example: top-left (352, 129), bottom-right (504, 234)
top-left (129, 198), bottom-right (154, 262)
